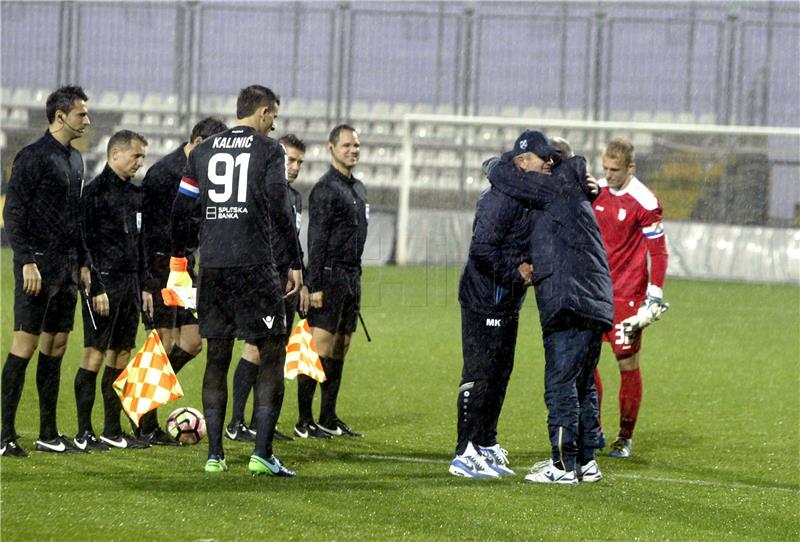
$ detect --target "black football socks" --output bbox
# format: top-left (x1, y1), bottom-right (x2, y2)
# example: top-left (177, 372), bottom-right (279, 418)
top-left (36, 353), bottom-right (63, 440)
top-left (101, 366), bottom-right (124, 436)
top-left (230, 358), bottom-right (259, 426)
top-left (1, 353), bottom-right (31, 442)
top-left (74, 367), bottom-right (98, 435)
top-left (296, 374), bottom-right (317, 425)
top-left (318, 357), bottom-right (343, 426)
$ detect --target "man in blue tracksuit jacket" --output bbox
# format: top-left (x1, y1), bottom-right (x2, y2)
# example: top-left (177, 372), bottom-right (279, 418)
top-left (449, 130), bottom-right (562, 479)
top-left (484, 130), bottom-right (614, 484)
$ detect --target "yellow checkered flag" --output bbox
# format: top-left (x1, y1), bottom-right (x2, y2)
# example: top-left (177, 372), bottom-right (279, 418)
top-left (284, 319), bottom-right (326, 382)
top-left (113, 330), bottom-right (184, 426)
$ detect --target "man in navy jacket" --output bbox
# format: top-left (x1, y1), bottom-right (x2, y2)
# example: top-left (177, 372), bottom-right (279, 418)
top-left (450, 130), bottom-right (560, 479)
top-left (484, 131), bottom-right (613, 484)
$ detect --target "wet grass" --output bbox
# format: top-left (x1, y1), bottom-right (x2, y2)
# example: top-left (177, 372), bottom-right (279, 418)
top-left (2, 252), bottom-right (798, 541)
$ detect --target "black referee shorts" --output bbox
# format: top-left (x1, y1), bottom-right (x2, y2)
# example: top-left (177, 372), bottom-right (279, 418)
top-left (307, 267), bottom-right (360, 335)
top-left (83, 272), bottom-right (140, 351)
top-left (13, 255), bottom-right (78, 335)
top-left (197, 264), bottom-right (286, 341)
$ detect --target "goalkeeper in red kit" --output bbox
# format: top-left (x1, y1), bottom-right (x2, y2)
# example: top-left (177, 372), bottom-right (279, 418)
top-left (591, 138), bottom-right (669, 459)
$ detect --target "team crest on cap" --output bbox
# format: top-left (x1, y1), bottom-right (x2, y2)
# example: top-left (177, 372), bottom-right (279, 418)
top-left (519, 140), bottom-right (528, 150)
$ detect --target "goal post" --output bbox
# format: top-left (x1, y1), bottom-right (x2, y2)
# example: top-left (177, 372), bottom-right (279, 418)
top-left (395, 113), bottom-right (800, 266)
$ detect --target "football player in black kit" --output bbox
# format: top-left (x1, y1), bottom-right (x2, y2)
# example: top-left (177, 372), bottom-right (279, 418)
top-left (138, 117), bottom-right (227, 445)
top-left (171, 85), bottom-right (302, 476)
top-left (300, 124), bottom-right (368, 439)
top-left (226, 133), bottom-right (309, 443)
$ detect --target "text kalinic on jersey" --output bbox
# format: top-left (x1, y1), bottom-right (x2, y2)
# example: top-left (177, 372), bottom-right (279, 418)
top-left (212, 135), bottom-right (254, 149)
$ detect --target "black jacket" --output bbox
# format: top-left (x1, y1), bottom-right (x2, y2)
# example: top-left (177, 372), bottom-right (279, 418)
top-left (485, 154), bottom-right (614, 331)
top-left (306, 166), bottom-right (368, 292)
top-left (458, 183), bottom-right (533, 316)
top-left (273, 183), bottom-right (305, 275)
top-left (3, 130), bottom-right (88, 267)
top-left (82, 164), bottom-right (147, 295)
top-left (141, 144), bottom-right (199, 255)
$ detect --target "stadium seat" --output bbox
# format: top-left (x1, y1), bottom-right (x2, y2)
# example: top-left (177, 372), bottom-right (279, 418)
top-left (350, 100), bottom-right (371, 118)
top-left (391, 102), bottom-right (412, 116)
top-left (543, 108), bottom-right (564, 119)
top-left (32, 88), bottom-right (50, 105)
top-left (97, 91), bottom-right (121, 111)
top-left (306, 99), bottom-right (328, 118)
top-left (9, 107), bottom-right (29, 127)
top-left (413, 103), bottom-right (434, 115)
top-left (565, 108), bottom-right (586, 120)
top-left (141, 113), bottom-right (161, 127)
top-left (281, 96), bottom-right (306, 116)
top-left (653, 112), bottom-right (674, 123)
top-left (499, 105), bottom-right (521, 118)
top-left (478, 105), bottom-right (499, 118)
top-left (522, 106), bottom-right (543, 119)
top-left (10, 88), bottom-right (33, 107)
top-left (120, 111), bottom-right (141, 126)
top-left (120, 91), bottom-right (143, 110)
top-left (143, 92), bottom-right (179, 113)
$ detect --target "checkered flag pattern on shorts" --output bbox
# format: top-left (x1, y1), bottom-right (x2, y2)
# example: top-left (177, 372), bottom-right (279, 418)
top-left (112, 330), bottom-right (185, 426)
top-left (284, 319), bottom-right (326, 382)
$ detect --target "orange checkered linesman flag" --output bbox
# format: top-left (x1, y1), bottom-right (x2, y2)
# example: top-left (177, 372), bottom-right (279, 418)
top-left (284, 319), bottom-right (326, 382)
top-left (113, 330), bottom-right (184, 426)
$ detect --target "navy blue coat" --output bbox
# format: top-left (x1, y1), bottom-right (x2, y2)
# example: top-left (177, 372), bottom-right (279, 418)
top-left (485, 154), bottom-right (614, 331)
top-left (458, 181), bottom-right (533, 317)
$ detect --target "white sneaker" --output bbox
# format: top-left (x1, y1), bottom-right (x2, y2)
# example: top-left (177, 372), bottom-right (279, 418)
top-left (577, 459), bottom-right (602, 482)
top-left (524, 458), bottom-right (578, 485)
top-left (478, 444), bottom-right (515, 476)
top-left (608, 438), bottom-right (632, 459)
top-left (448, 442), bottom-right (500, 479)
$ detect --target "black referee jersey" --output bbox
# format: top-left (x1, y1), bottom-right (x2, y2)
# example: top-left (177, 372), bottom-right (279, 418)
top-left (306, 166), bottom-right (368, 292)
top-left (272, 184), bottom-right (305, 273)
top-left (171, 126), bottom-right (300, 271)
top-left (142, 144), bottom-right (196, 260)
top-left (82, 164), bottom-right (146, 295)
top-left (3, 130), bottom-right (88, 266)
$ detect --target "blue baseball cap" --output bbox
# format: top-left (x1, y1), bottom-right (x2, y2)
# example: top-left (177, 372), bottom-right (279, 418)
top-left (512, 129), bottom-right (560, 159)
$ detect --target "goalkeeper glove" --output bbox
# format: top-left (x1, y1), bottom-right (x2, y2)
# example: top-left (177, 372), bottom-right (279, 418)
top-left (621, 286), bottom-right (670, 341)
top-left (644, 284), bottom-right (670, 320)
top-left (162, 257), bottom-right (196, 309)
top-left (620, 305), bottom-right (656, 341)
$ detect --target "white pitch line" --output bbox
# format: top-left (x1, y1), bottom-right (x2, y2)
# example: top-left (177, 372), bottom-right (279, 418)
top-left (352, 453), bottom-right (799, 494)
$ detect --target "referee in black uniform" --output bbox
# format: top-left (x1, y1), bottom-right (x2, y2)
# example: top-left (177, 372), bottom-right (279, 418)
top-left (171, 85), bottom-right (302, 476)
top-left (138, 116), bottom-right (227, 443)
top-left (227, 133), bottom-right (309, 442)
top-left (298, 124), bottom-right (367, 439)
top-left (75, 130), bottom-right (152, 451)
top-left (1, 85), bottom-right (96, 456)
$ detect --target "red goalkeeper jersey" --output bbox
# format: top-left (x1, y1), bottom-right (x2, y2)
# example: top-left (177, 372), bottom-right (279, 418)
top-left (592, 176), bottom-right (668, 300)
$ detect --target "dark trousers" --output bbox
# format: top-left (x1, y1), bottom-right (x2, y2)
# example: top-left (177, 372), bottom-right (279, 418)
top-left (456, 307), bottom-right (518, 455)
top-left (542, 314), bottom-right (603, 471)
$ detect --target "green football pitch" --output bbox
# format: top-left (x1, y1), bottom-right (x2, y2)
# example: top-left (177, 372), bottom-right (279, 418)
top-left (1, 249), bottom-right (798, 541)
